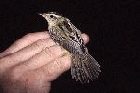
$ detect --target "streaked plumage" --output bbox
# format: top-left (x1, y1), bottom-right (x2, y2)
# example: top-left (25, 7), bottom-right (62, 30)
top-left (39, 12), bottom-right (101, 83)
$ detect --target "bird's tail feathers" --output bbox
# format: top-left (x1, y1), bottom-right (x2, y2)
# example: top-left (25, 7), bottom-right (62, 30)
top-left (71, 53), bottom-right (101, 83)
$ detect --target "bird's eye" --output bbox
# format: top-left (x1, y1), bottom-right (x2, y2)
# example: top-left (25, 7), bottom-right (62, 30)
top-left (50, 15), bottom-right (54, 18)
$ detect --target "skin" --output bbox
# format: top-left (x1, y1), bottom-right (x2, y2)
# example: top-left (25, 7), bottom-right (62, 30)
top-left (0, 31), bottom-right (89, 93)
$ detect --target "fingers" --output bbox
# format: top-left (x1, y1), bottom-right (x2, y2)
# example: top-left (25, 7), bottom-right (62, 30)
top-left (35, 53), bottom-right (71, 81)
top-left (11, 38), bottom-right (55, 62)
top-left (3, 31), bottom-right (50, 55)
top-left (6, 45), bottom-right (66, 79)
top-left (1, 31), bottom-right (89, 58)
top-left (0, 38), bottom-right (55, 74)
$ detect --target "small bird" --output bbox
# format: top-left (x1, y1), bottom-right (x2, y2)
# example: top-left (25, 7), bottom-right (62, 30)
top-left (39, 12), bottom-right (101, 83)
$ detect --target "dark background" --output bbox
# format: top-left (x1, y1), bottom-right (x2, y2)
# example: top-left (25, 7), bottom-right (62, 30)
top-left (0, 0), bottom-right (139, 93)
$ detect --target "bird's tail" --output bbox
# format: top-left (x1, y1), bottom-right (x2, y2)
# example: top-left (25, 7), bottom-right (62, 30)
top-left (71, 53), bottom-right (101, 83)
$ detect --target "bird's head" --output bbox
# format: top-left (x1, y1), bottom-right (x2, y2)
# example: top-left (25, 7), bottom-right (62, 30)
top-left (39, 12), bottom-right (64, 26)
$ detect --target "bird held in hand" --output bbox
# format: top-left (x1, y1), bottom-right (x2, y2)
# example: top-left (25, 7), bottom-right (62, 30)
top-left (39, 12), bottom-right (101, 83)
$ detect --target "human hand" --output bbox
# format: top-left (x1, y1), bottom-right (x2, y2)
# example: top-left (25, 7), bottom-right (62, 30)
top-left (0, 31), bottom-right (89, 93)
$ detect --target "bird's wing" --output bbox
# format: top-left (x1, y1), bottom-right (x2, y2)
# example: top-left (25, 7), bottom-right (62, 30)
top-left (49, 25), bottom-right (87, 56)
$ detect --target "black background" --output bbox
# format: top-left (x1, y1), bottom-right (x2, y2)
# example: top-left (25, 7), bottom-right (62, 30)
top-left (0, 0), bottom-right (139, 93)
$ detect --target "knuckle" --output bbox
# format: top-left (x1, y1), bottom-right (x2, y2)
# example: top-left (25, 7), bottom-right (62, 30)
top-left (24, 33), bottom-right (33, 39)
top-left (34, 39), bottom-right (46, 48)
top-left (41, 66), bottom-right (50, 75)
top-left (54, 59), bottom-right (62, 69)
top-left (57, 55), bottom-right (71, 70)
top-left (34, 39), bottom-right (56, 49)
top-left (13, 39), bottom-right (22, 47)
top-left (47, 39), bottom-right (56, 45)
top-left (44, 45), bottom-right (61, 56)
top-left (63, 56), bottom-right (71, 70)
top-left (44, 47), bottom-right (53, 58)
top-left (52, 45), bottom-right (62, 52)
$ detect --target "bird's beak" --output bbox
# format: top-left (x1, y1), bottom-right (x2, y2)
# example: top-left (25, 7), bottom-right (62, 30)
top-left (38, 13), bottom-right (50, 22)
top-left (38, 13), bottom-right (45, 18)
top-left (39, 13), bottom-right (48, 18)
top-left (38, 13), bottom-right (42, 16)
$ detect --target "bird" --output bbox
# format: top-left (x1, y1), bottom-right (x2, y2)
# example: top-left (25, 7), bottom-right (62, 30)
top-left (39, 12), bottom-right (101, 83)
